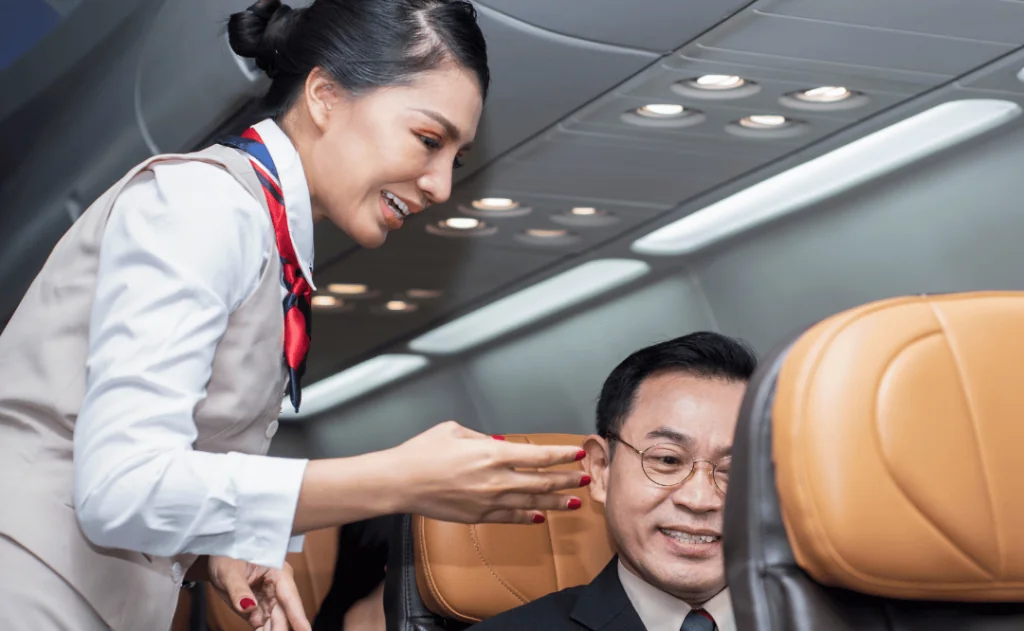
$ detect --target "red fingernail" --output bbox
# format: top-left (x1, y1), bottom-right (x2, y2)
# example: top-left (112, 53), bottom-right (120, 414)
top-left (239, 597), bottom-right (256, 611)
top-left (579, 475), bottom-right (591, 487)
top-left (568, 498), bottom-right (582, 510)
top-left (575, 449), bottom-right (586, 461)
top-left (532, 513), bottom-right (546, 524)
top-left (491, 434), bottom-right (506, 441)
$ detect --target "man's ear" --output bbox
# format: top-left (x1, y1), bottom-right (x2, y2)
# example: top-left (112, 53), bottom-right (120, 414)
top-left (582, 434), bottom-right (611, 505)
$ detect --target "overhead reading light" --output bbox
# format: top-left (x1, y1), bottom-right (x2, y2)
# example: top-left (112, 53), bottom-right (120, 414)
top-left (694, 74), bottom-right (745, 90)
top-left (623, 104), bottom-right (705, 128)
top-left (728, 114), bottom-right (807, 139)
top-left (409, 259), bottom-right (650, 354)
top-left (426, 217), bottom-right (498, 237)
top-left (739, 114), bottom-right (788, 128)
top-left (385, 300), bottom-right (416, 312)
top-left (781, 86), bottom-right (869, 111)
top-left (797, 86), bottom-right (851, 102)
top-left (673, 75), bottom-right (760, 99)
top-left (280, 354), bottom-right (429, 419)
top-left (472, 197), bottom-right (518, 211)
top-left (311, 295), bottom-right (343, 308)
top-left (552, 206), bottom-right (619, 228)
top-left (515, 228), bottom-right (580, 246)
top-left (462, 197), bottom-right (532, 218)
top-left (632, 99), bottom-right (1022, 257)
top-left (327, 283), bottom-right (368, 295)
top-left (637, 103), bottom-right (685, 118)
top-left (525, 228), bottom-right (568, 238)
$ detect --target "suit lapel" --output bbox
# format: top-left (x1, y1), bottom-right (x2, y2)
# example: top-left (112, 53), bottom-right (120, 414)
top-left (570, 558), bottom-right (647, 630)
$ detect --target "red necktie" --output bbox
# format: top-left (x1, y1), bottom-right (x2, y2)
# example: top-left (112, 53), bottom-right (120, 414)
top-left (221, 128), bottom-right (311, 412)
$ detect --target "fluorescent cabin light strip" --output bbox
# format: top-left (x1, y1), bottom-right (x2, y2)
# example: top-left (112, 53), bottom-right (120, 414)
top-left (280, 354), bottom-right (429, 420)
top-left (631, 99), bottom-right (1022, 256)
top-left (409, 258), bottom-right (651, 355)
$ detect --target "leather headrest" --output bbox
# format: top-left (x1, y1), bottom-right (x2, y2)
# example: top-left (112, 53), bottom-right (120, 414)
top-left (773, 291), bottom-right (1024, 602)
top-left (413, 434), bottom-right (614, 623)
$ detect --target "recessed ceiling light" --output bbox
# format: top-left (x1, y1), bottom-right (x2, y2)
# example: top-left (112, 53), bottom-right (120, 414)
top-left (444, 217), bottom-right (480, 229)
top-left (406, 289), bottom-right (442, 300)
top-left (471, 197), bottom-right (519, 211)
top-left (673, 75), bottom-right (760, 100)
top-left (327, 283), bottom-right (368, 295)
top-left (572, 207), bottom-right (599, 216)
top-left (525, 228), bottom-right (569, 238)
top-left (311, 295), bottom-right (342, 308)
top-left (636, 103), bottom-right (686, 118)
top-left (740, 115), bottom-right (789, 129)
top-left (552, 207), bottom-right (619, 228)
top-left (279, 354), bottom-right (430, 419)
top-left (694, 75), bottom-right (746, 90)
top-left (426, 217), bottom-right (498, 238)
top-left (795, 86), bottom-right (853, 103)
top-left (632, 99), bottom-right (1022, 256)
top-left (409, 259), bottom-right (651, 354)
top-left (385, 300), bottom-right (417, 312)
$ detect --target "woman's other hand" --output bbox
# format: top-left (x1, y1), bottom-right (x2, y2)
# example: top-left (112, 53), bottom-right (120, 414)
top-left (391, 421), bottom-right (589, 525)
top-left (208, 555), bottom-right (312, 631)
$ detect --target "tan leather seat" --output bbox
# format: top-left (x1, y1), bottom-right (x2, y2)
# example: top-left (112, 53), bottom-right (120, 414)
top-left (172, 526), bottom-right (339, 630)
top-left (724, 291), bottom-right (1024, 630)
top-left (384, 434), bottom-right (614, 628)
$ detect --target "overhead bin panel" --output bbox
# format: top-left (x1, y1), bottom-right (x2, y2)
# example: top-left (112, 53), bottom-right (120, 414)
top-left (476, 0), bottom-right (753, 53)
top-left (136, 0), bottom-right (274, 154)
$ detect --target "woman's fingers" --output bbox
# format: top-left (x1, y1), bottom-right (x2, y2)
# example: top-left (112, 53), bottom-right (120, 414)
top-left (501, 470), bottom-right (591, 494)
top-left (272, 572), bottom-right (312, 631)
top-left (496, 441), bottom-right (587, 470)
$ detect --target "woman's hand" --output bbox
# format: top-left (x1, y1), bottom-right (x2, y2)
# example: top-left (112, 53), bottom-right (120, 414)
top-left (390, 421), bottom-right (590, 525)
top-left (207, 555), bottom-right (311, 631)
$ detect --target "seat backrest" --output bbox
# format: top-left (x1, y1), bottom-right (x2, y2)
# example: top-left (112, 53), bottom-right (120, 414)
top-left (170, 526), bottom-right (340, 631)
top-left (725, 291), bottom-right (1024, 631)
top-left (384, 433), bottom-right (614, 630)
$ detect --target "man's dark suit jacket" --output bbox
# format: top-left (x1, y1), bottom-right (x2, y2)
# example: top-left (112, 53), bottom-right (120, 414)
top-left (469, 558), bottom-right (646, 631)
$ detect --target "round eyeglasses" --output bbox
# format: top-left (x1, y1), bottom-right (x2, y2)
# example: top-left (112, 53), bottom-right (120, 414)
top-left (605, 433), bottom-right (730, 494)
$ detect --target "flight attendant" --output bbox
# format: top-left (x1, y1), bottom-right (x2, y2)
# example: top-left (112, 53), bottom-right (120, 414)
top-left (0, 0), bottom-right (591, 629)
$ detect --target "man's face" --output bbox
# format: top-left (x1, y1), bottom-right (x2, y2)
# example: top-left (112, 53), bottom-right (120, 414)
top-left (585, 372), bottom-right (746, 605)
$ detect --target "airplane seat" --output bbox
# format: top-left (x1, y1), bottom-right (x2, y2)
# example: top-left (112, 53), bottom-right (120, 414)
top-left (725, 291), bottom-right (1024, 630)
top-left (172, 526), bottom-right (340, 631)
top-left (383, 433), bottom-right (614, 631)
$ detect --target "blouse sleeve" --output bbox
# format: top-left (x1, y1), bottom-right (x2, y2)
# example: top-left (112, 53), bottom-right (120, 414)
top-left (73, 160), bottom-right (308, 569)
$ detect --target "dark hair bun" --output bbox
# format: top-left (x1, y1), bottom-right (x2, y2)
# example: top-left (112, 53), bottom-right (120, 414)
top-left (227, 0), bottom-right (300, 77)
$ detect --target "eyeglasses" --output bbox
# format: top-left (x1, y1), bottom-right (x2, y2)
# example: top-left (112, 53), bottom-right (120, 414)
top-left (605, 432), bottom-right (730, 494)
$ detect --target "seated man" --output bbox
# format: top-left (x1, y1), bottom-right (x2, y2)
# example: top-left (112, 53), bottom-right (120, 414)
top-left (471, 332), bottom-right (756, 631)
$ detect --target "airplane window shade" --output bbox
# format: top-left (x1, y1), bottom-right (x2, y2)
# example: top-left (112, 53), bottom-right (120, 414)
top-left (408, 259), bottom-right (650, 355)
top-left (631, 99), bottom-right (1023, 257)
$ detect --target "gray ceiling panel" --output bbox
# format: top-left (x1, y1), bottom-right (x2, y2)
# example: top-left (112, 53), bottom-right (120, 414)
top-left (474, 0), bottom-right (753, 52)
top-left (137, 0), bottom-right (266, 153)
top-left (700, 12), bottom-right (1015, 76)
top-left (957, 50), bottom-right (1024, 94)
top-left (452, 4), bottom-right (660, 181)
top-left (755, 0), bottom-right (1024, 45)
top-left (306, 245), bottom-right (560, 382)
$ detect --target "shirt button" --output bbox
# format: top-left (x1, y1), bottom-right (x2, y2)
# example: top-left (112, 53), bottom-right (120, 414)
top-left (171, 562), bottom-right (183, 584)
top-left (265, 420), bottom-right (279, 439)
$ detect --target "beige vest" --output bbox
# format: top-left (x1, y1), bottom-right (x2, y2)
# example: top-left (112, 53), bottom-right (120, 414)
top-left (0, 146), bottom-right (288, 629)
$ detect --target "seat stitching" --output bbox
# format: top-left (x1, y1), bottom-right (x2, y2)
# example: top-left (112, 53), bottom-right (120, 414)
top-left (468, 524), bottom-right (529, 604)
top-left (928, 300), bottom-right (1003, 575)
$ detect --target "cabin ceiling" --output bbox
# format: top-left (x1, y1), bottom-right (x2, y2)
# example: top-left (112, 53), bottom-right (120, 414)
top-left (1, 0), bottom-right (1023, 392)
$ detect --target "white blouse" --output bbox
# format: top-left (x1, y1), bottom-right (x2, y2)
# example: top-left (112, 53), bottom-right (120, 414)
top-left (73, 119), bottom-right (314, 569)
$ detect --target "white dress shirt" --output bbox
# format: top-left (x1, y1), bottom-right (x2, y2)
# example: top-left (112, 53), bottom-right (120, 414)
top-left (74, 119), bottom-right (314, 569)
top-left (618, 561), bottom-right (736, 631)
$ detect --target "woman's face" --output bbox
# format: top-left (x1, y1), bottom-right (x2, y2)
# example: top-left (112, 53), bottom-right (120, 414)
top-left (301, 64), bottom-right (483, 248)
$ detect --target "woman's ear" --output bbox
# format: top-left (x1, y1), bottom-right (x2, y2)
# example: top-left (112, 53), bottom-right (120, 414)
top-left (582, 434), bottom-right (611, 505)
top-left (303, 67), bottom-right (342, 131)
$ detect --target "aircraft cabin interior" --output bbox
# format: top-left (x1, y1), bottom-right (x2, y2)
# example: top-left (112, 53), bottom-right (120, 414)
top-left (2, 0), bottom-right (1023, 629)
